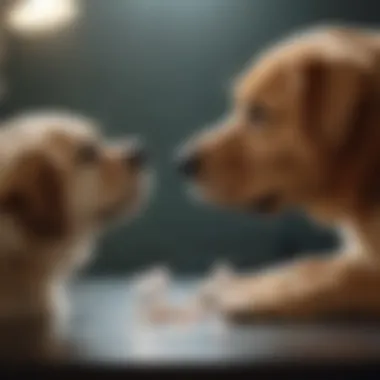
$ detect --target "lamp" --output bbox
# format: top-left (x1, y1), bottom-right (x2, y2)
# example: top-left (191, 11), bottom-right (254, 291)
top-left (6, 0), bottom-right (79, 35)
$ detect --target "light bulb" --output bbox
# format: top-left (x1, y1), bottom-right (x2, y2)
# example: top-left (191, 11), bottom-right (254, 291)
top-left (6, 0), bottom-right (79, 35)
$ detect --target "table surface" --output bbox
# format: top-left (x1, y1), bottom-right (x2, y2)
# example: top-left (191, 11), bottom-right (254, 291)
top-left (2, 278), bottom-right (380, 365)
top-left (66, 279), bottom-right (380, 365)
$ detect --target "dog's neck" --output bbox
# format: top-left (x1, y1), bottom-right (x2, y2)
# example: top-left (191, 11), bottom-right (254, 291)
top-left (0, 230), bottom-right (95, 319)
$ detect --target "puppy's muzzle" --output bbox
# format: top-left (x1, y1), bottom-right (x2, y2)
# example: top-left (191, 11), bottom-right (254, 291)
top-left (124, 140), bottom-right (148, 169)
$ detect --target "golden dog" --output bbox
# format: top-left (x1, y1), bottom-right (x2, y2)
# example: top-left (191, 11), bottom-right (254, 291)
top-left (177, 25), bottom-right (380, 321)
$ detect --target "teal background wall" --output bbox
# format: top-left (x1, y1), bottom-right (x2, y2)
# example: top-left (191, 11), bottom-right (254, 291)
top-left (3, 0), bottom-right (379, 276)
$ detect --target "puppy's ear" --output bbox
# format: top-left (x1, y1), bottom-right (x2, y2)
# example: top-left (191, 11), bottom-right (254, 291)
top-left (0, 151), bottom-right (67, 239)
top-left (299, 50), bottom-right (374, 150)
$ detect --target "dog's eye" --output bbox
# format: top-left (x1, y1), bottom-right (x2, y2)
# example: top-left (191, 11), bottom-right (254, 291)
top-left (76, 143), bottom-right (99, 165)
top-left (248, 103), bottom-right (268, 126)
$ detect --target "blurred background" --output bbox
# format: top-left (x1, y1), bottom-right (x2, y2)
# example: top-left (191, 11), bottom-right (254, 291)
top-left (2, 0), bottom-right (379, 277)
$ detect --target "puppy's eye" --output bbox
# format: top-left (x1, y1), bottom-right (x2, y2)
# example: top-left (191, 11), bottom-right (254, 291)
top-left (76, 143), bottom-right (99, 165)
top-left (248, 103), bottom-right (268, 126)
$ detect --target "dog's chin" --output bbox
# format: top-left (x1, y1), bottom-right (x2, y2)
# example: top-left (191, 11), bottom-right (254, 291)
top-left (185, 183), bottom-right (282, 216)
top-left (98, 170), bottom-right (155, 226)
top-left (245, 193), bottom-right (283, 215)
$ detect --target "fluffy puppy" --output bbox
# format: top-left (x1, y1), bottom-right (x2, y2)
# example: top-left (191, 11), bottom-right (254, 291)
top-left (0, 111), bottom-right (151, 323)
top-left (177, 25), bottom-right (380, 321)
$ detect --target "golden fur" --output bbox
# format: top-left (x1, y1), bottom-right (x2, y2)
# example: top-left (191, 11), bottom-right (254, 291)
top-left (179, 25), bottom-right (380, 321)
top-left (0, 111), bottom-right (150, 325)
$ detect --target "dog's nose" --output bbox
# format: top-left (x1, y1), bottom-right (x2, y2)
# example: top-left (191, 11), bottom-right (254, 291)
top-left (125, 141), bottom-right (148, 168)
top-left (176, 151), bottom-right (201, 177)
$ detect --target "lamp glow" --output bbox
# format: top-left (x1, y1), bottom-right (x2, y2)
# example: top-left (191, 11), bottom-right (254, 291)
top-left (6, 0), bottom-right (79, 35)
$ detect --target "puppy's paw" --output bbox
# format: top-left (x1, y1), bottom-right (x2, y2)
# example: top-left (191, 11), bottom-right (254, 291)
top-left (197, 261), bottom-right (235, 310)
top-left (219, 290), bottom-right (260, 324)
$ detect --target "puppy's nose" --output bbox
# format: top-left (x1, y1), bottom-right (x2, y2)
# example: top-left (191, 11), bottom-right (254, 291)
top-left (125, 142), bottom-right (148, 168)
top-left (176, 151), bottom-right (201, 177)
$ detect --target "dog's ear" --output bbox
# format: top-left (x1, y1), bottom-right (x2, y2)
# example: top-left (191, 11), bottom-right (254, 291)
top-left (299, 49), bottom-right (374, 151)
top-left (0, 150), bottom-right (67, 239)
